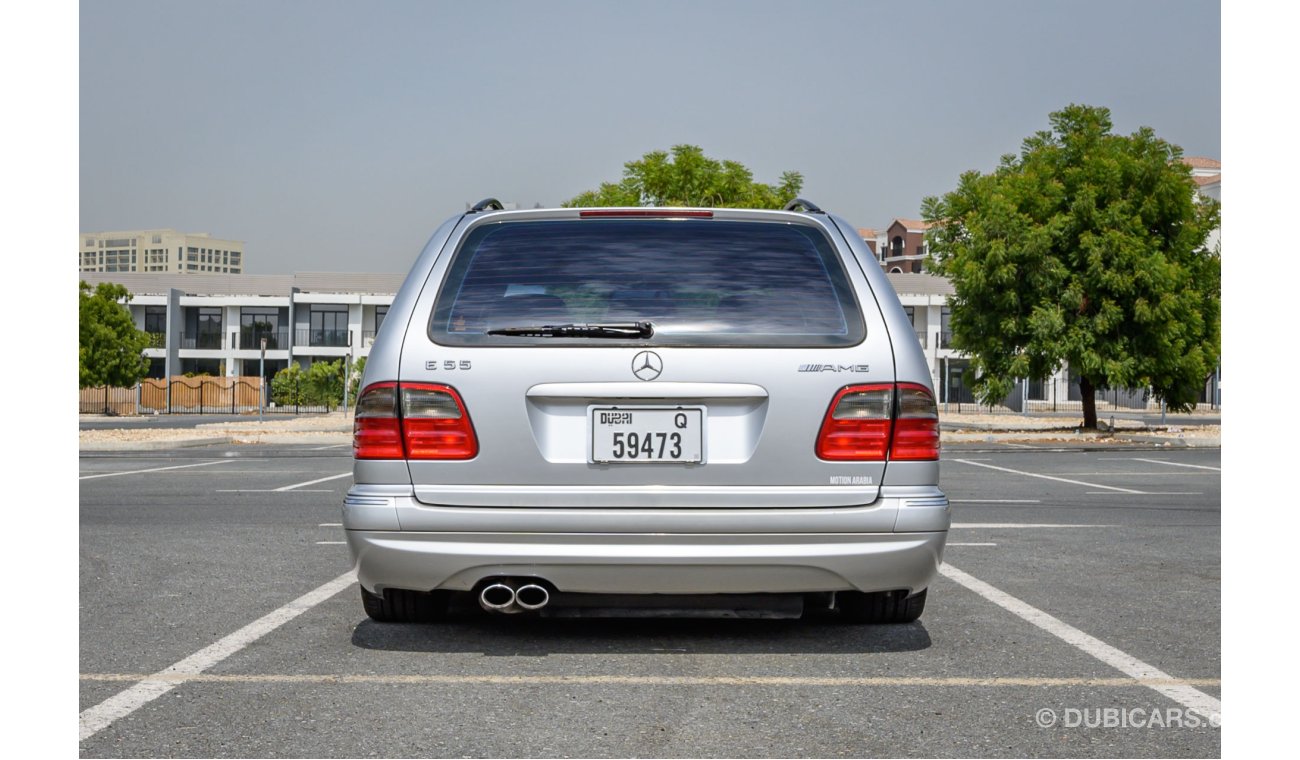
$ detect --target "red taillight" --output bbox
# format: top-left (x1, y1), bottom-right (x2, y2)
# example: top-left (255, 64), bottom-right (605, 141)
top-left (891, 382), bottom-right (940, 460)
top-left (815, 382), bottom-right (939, 461)
top-left (400, 383), bottom-right (478, 460)
top-left (354, 382), bottom-right (404, 459)
top-left (353, 382), bottom-right (478, 460)
top-left (816, 384), bottom-right (894, 460)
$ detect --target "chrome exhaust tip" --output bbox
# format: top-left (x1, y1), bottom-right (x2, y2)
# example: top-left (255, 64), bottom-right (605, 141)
top-left (479, 582), bottom-right (517, 613)
top-left (515, 584), bottom-right (550, 611)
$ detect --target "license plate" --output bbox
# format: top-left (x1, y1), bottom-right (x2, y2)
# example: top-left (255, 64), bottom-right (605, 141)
top-left (589, 406), bottom-right (704, 464)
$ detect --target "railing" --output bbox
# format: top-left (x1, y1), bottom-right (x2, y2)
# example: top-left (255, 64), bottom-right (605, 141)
top-left (237, 328), bottom-right (289, 350)
top-left (145, 332), bottom-right (166, 349)
top-left (938, 376), bottom-right (1221, 414)
top-left (181, 332), bottom-right (223, 350)
top-left (295, 328), bottom-right (351, 348)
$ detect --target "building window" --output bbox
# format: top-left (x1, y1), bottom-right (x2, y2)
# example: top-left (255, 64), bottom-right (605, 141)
top-left (904, 306), bottom-right (915, 326)
top-left (891, 236), bottom-right (904, 258)
top-left (310, 305), bottom-right (349, 347)
top-left (145, 306), bottom-right (167, 347)
top-left (241, 307), bottom-right (283, 350)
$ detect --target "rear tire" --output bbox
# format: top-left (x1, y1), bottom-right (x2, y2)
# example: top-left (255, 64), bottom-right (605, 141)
top-left (361, 586), bottom-right (448, 623)
top-left (837, 588), bottom-right (926, 623)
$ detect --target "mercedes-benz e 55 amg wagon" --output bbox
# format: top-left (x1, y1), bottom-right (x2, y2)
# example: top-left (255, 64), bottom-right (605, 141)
top-left (345, 198), bottom-right (948, 623)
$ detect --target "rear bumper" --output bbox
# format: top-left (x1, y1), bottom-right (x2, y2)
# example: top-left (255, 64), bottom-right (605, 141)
top-left (343, 485), bottom-right (948, 596)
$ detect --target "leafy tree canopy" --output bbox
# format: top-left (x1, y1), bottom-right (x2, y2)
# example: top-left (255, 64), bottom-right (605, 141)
top-left (921, 104), bottom-right (1221, 427)
top-left (563, 144), bottom-right (803, 209)
top-left (79, 281), bottom-right (150, 388)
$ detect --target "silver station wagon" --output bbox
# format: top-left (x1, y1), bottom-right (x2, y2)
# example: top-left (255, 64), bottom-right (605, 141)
top-left (345, 199), bottom-right (949, 623)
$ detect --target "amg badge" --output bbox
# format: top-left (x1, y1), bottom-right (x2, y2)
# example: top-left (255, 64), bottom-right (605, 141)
top-left (798, 363), bottom-right (869, 373)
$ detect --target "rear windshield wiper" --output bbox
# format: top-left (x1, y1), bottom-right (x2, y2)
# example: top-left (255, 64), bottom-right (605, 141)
top-left (486, 321), bottom-right (654, 339)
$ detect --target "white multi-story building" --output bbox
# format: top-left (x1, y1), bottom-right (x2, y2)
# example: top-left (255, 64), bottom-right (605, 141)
top-left (80, 229), bottom-right (245, 274)
top-left (77, 271), bottom-right (401, 381)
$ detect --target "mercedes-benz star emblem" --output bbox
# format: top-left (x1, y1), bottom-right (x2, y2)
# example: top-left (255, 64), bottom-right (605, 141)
top-left (631, 351), bottom-right (663, 381)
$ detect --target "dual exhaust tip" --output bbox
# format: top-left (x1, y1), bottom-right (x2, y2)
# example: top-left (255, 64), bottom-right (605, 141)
top-left (479, 579), bottom-right (550, 614)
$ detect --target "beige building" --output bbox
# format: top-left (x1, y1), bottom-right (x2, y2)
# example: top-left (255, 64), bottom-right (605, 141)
top-left (79, 229), bottom-right (245, 274)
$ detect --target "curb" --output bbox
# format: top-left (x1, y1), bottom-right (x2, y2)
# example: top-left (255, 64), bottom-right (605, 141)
top-left (78, 436), bottom-right (237, 452)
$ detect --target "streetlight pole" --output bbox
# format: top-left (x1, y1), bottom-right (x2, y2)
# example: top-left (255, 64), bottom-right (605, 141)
top-left (259, 337), bottom-right (267, 422)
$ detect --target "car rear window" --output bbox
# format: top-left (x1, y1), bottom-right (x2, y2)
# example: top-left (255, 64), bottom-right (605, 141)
top-left (429, 219), bottom-right (866, 347)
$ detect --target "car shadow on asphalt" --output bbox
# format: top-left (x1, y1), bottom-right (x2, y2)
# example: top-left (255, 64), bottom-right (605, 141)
top-left (351, 613), bottom-right (932, 656)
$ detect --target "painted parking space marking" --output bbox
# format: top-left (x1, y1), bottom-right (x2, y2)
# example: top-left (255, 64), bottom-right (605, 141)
top-left (79, 571), bottom-right (356, 742)
top-left (951, 458), bottom-right (1147, 494)
top-left (315, 541), bottom-right (347, 545)
top-left (216, 489), bottom-right (335, 493)
top-left (275, 472), bottom-right (352, 492)
top-left (939, 563), bottom-right (1220, 722)
top-left (80, 672), bottom-right (1220, 688)
top-left (1133, 457), bottom-right (1221, 472)
top-left (1086, 491), bottom-right (1203, 496)
top-left (79, 460), bottom-right (233, 481)
top-left (214, 473), bottom-right (354, 493)
top-left (951, 523), bottom-right (1113, 529)
top-left (947, 542), bottom-right (997, 547)
top-left (950, 499), bottom-right (1041, 504)
top-left (318, 523), bottom-right (342, 527)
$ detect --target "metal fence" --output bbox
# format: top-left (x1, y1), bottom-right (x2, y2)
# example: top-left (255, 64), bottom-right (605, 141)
top-left (939, 375), bottom-right (1221, 415)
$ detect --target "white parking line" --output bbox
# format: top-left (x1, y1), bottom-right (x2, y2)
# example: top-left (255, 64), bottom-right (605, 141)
top-left (81, 672), bottom-right (1221, 688)
top-left (946, 542), bottom-right (998, 546)
top-left (79, 460), bottom-right (233, 481)
top-left (274, 472), bottom-right (352, 492)
top-left (951, 458), bottom-right (1147, 494)
top-left (1133, 458), bottom-right (1221, 472)
top-left (939, 563), bottom-right (1220, 723)
top-left (951, 523), bottom-right (1113, 529)
top-left (1085, 491), bottom-right (1203, 496)
top-left (950, 499), bottom-right (1041, 504)
top-left (215, 489), bottom-right (334, 493)
top-left (318, 523), bottom-right (342, 527)
top-left (79, 571), bottom-right (356, 742)
top-left (315, 541), bottom-right (347, 545)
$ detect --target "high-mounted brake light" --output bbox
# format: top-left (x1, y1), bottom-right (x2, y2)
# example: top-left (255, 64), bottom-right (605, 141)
top-left (578, 209), bottom-right (714, 218)
top-left (353, 382), bottom-right (478, 460)
top-left (815, 382), bottom-right (939, 461)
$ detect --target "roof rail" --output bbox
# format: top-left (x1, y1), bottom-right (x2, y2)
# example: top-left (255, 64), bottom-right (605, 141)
top-left (468, 198), bottom-right (505, 213)
top-left (782, 198), bottom-right (824, 214)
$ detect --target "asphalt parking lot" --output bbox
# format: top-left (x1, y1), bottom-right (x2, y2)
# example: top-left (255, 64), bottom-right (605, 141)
top-left (79, 441), bottom-right (1220, 758)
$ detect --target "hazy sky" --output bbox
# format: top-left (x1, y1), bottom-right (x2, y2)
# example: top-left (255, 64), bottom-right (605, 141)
top-left (79, 0), bottom-right (1220, 274)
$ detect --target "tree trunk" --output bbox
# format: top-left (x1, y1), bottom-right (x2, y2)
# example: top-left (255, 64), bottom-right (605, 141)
top-left (1079, 376), bottom-right (1098, 429)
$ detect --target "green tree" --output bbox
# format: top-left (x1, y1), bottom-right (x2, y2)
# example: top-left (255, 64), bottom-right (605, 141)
top-left (271, 359), bottom-right (347, 409)
top-left (348, 356), bottom-right (367, 403)
top-left (564, 144), bottom-right (803, 209)
top-left (922, 104), bottom-right (1220, 429)
top-left (79, 281), bottom-right (150, 388)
